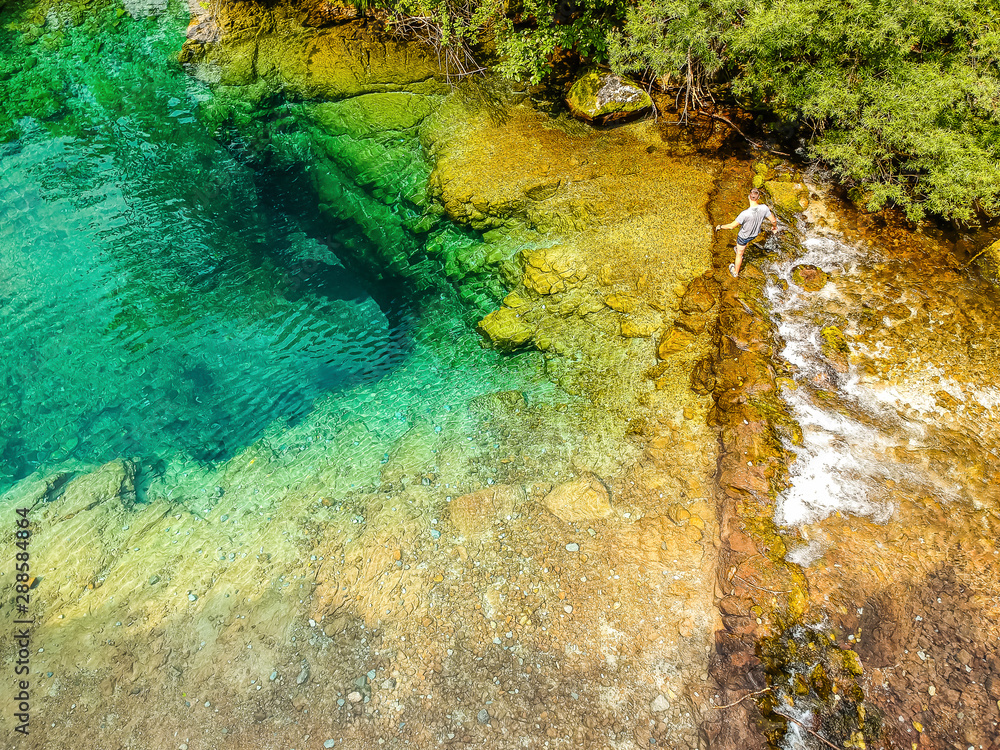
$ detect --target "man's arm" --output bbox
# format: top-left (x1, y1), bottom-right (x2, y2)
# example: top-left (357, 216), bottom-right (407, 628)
top-left (715, 220), bottom-right (740, 231)
top-left (768, 208), bottom-right (778, 230)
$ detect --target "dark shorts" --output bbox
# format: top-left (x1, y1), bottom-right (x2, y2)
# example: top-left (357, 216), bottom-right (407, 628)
top-left (736, 232), bottom-right (759, 248)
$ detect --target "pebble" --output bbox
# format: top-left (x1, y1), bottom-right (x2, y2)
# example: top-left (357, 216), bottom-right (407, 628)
top-left (477, 708), bottom-right (490, 724)
top-left (430, 529), bottom-right (441, 540)
top-left (564, 605), bottom-right (573, 613)
top-left (347, 691), bottom-right (362, 702)
top-left (650, 694), bottom-right (670, 713)
top-left (324, 741), bottom-right (336, 748)
top-left (565, 543), bottom-right (580, 552)
top-left (296, 662), bottom-right (310, 685)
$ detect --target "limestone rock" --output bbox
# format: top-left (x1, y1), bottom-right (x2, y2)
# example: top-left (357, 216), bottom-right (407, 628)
top-left (657, 327), bottom-right (696, 359)
top-left (450, 485), bottom-right (524, 536)
top-left (477, 307), bottom-right (535, 351)
top-left (543, 473), bottom-right (611, 522)
top-left (765, 180), bottom-right (809, 214)
top-left (566, 71), bottom-right (652, 124)
top-left (790, 264), bottom-right (828, 291)
top-left (650, 694), bottom-right (670, 713)
top-left (182, 8), bottom-right (447, 98)
top-left (521, 247), bottom-right (587, 295)
top-left (621, 312), bottom-right (661, 338)
top-left (310, 93), bottom-right (435, 137)
top-left (604, 293), bottom-right (637, 313)
top-left (675, 312), bottom-right (708, 334)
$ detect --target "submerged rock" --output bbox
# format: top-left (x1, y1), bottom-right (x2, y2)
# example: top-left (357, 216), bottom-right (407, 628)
top-left (790, 264), bottom-right (828, 291)
top-left (543, 473), bottom-right (611, 522)
top-left (765, 180), bottom-right (809, 215)
top-left (180, 0), bottom-right (447, 98)
top-left (565, 71), bottom-right (652, 124)
top-left (820, 324), bottom-right (850, 372)
top-left (974, 237), bottom-right (1000, 284)
top-left (476, 306), bottom-right (535, 351)
top-left (521, 246), bottom-right (587, 295)
top-left (657, 327), bottom-right (696, 359)
top-left (449, 484), bottom-right (524, 536)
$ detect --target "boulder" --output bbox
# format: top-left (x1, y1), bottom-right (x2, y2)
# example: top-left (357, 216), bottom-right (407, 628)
top-left (566, 71), bottom-right (652, 124)
top-left (477, 307), bottom-right (535, 351)
top-left (679, 276), bottom-right (717, 313)
top-left (657, 327), bottom-right (695, 358)
top-left (543, 473), bottom-right (611, 522)
top-left (790, 264), bottom-right (828, 291)
top-left (765, 180), bottom-right (809, 215)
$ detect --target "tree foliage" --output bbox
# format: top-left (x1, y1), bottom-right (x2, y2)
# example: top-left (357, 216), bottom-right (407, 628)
top-left (384, 0), bottom-right (1000, 220)
top-left (607, 0), bottom-right (1000, 221)
top-left (389, 0), bottom-right (629, 83)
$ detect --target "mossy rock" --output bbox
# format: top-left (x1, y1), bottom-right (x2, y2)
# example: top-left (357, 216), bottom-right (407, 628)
top-left (820, 325), bottom-right (851, 372)
top-left (477, 307), bottom-right (535, 351)
top-left (565, 71), bottom-right (652, 124)
top-left (790, 264), bottom-right (829, 291)
top-left (765, 180), bottom-right (809, 215)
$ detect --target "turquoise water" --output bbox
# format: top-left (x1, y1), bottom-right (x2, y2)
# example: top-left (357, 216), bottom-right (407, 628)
top-left (0, 0), bottom-right (537, 490)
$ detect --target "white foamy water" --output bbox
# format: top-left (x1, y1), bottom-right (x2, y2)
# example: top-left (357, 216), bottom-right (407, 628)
top-left (765, 227), bottom-right (965, 528)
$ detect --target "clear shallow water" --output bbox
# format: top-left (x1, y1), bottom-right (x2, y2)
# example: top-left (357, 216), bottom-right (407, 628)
top-left (0, 0), bottom-right (536, 490)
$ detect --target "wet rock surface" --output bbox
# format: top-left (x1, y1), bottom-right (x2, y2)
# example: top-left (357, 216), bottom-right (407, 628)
top-left (754, 182), bottom-right (1000, 750)
top-left (180, 0), bottom-right (446, 97)
top-left (565, 70), bottom-right (653, 124)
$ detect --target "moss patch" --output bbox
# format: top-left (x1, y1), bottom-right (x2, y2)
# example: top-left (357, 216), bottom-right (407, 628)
top-left (565, 70), bottom-right (652, 123)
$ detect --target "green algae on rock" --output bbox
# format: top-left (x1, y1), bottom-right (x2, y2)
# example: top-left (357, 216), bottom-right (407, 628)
top-left (476, 305), bottom-right (536, 351)
top-left (180, 0), bottom-right (447, 99)
top-left (820, 324), bottom-right (850, 360)
top-left (565, 70), bottom-right (653, 123)
top-left (790, 264), bottom-right (829, 291)
top-left (765, 179), bottom-right (809, 215)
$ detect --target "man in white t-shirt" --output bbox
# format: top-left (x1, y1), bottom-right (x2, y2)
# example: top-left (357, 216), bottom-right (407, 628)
top-left (714, 188), bottom-right (779, 277)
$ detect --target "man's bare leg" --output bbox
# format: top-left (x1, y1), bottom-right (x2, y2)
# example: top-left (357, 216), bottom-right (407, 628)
top-left (733, 242), bottom-right (748, 277)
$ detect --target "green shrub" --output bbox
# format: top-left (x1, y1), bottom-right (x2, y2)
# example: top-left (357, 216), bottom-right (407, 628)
top-left (608, 0), bottom-right (1000, 221)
